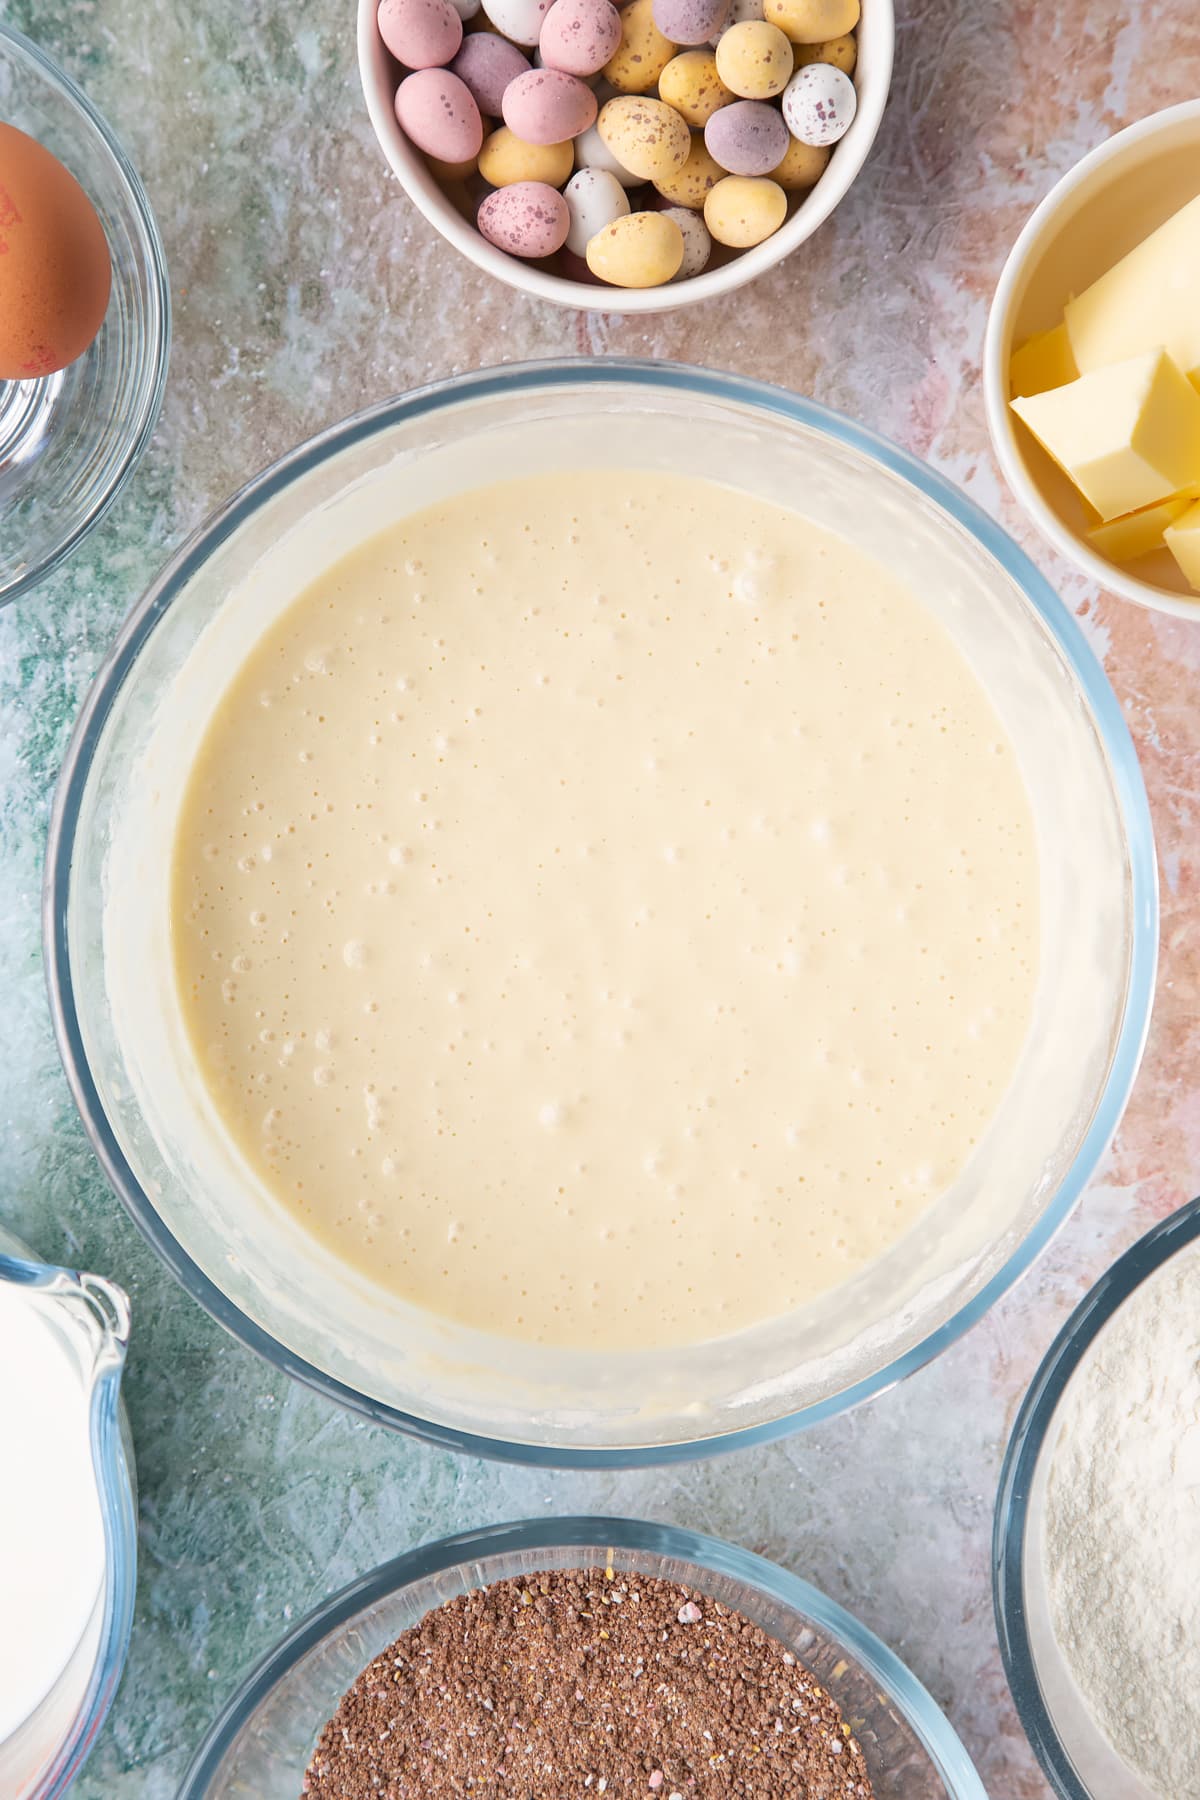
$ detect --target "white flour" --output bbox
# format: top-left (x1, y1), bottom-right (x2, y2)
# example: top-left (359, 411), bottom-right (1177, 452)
top-left (1045, 1238), bottom-right (1200, 1799)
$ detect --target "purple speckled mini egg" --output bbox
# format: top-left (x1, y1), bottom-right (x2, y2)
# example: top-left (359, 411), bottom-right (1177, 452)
top-left (395, 67), bottom-right (485, 161)
top-left (781, 62), bottom-right (856, 147)
top-left (478, 180), bottom-right (571, 255)
top-left (378, 0), bottom-right (464, 68)
top-left (451, 32), bottom-right (532, 116)
top-left (652, 0), bottom-right (729, 46)
top-left (501, 67), bottom-right (597, 144)
top-left (539, 0), bottom-right (623, 76)
top-left (704, 97), bottom-right (787, 175)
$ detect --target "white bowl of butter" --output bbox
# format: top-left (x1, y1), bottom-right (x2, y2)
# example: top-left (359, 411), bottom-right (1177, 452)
top-left (46, 362), bottom-right (1157, 1463)
top-left (984, 100), bottom-right (1200, 619)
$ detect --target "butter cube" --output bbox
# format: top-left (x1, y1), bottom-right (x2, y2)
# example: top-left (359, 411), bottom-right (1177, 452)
top-left (1087, 491), bottom-right (1196, 563)
top-left (1009, 322), bottom-right (1078, 399)
top-left (1066, 194), bottom-right (1200, 384)
top-left (1164, 499), bottom-right (1200, 593)
top-left (1011, 349), bottom-right (1200, 521)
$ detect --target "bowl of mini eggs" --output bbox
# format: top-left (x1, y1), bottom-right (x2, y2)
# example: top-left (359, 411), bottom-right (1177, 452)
top-left (357, 0), bottom-right (892, 308)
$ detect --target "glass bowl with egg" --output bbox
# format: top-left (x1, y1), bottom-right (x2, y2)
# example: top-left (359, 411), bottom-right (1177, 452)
top-left (45, 360), bottom-right (1156, 1464)
top-left (993, 1195), bottom-right (1200, 1800)
top-left (177, 1515), bottom-right (988, 1800)
top-left (0, 21), bottom-right (170, 606)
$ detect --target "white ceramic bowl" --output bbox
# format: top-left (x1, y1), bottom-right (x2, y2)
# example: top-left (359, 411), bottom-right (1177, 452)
top-left (983, 101), bottom-right (1200, 620)
top-left (356, 0), bottom-right (893, 313)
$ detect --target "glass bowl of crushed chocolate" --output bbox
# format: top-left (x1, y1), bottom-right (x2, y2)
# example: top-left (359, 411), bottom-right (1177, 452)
top-left (178, 1516), bottom-right (987, 1800)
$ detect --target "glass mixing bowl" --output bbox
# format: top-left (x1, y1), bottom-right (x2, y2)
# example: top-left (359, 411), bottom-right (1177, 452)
top-left (44, 360), bottom-right (1158, 1464)
top-left (0, 22), bottom-right (170, 605)
top-left (0, 1226), bottom-right (136, 1800)
top-left (177, 1516), bottom-right (988, 1800)
top-left (993, 1196), bottom-right (1200, 1800)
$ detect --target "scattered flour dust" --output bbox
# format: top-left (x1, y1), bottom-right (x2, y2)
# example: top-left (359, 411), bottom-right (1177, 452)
top-left (1045, 1238), bottom-right (1200, 1798)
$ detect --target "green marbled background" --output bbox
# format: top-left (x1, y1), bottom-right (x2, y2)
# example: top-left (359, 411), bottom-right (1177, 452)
top-left (3, 1), bottom-right (1198, 1794)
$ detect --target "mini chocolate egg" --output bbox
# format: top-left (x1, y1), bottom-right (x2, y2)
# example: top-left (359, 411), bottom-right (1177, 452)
top-left (586, 210), bottom-right (684, 285)
top-left (708, 0), bottom-right (764, 39)
top-left (762, 0), bottom-right (857, 41)
top-left (540, 0), bottom-right (623, 76)
top-left (448, 0), bottom-right (483, 17)
top-left (793, 31), bottom-right (856, 71)
top-left (781, 61), bottom-right (855, 144)
top-left (652, 0), bottom-right (729, 47)
top-left (481, 0), bottom-right (555, 47)
top-left (598, 95), bottom-right (690, 181)
top-left (428, 150), bottom-right (481, 181)
top-left (769, 132), bottom-right (829, 188)
top-left (478, 179), bottom-right (571, 254)
top-left (0, 124), bottom-right (111, 380)
top-left (378, 0), bottom-right (464, 65)
top-left (703, 171), bottom-right (786, 244)
top-left (651, 130), bottom-right (723, 207)
top-left (660, 203), bottom-right (711, 276)
top-left (479, 124), bottom-right (575, 185)
top-left (602, 0), bottom-right (676, 94)
top-left (563, 165), bottom-right (631, 254)
top-left (503, 67), bottom-right (598, 142)
top-left (573, 120), bottom-right (642, 186)
top-left (714, 20), bottom-right (793, 97)
top-left (658, 50), bottom-right (734, 126)
top-left (395, 68), bottom-right (484, 161)
top-left (704, 97), bottom-right (787, 175)
top-left (451, 32), bottom-right (531, 114)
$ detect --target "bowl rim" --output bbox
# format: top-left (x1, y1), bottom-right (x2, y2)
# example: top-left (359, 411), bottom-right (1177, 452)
top-left (355, 0), bottom-right (895, 314)
top-left (0, 20), bottom-right (172, 608)
top-left (991, 1194), bottom-right (1200, 1800)
top-left (982, 98), bottom-right (1200, 622)
top-left (43, 357), bottom-right (1159, 1469)
top-left (176, 1513), bottom-right (990, 1800)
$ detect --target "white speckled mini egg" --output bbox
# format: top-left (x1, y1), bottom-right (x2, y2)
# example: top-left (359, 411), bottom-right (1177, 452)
top-left (481, 0), bottom-right (555, 47)
top-left (781, 60), bottom-right (855, 144)
top-left (660, 203), bottom-right (711, 276)
top-left (573, 120), bottom-right (641, 185)
top-left (563, 165), bottom-right (631, 254)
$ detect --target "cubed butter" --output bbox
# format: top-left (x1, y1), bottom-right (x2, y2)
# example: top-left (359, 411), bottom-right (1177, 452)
top-left (1164, 499), bottom-right (1200, 593)
top-left (1086, 491), bottom-right (1196, 563)
top-left (1011, 349), bottom-right (1200, 521)
top-left (1065, 193), bottom-right (1200, 384)
top-left (1009, 322), bottom-right (1078, 399)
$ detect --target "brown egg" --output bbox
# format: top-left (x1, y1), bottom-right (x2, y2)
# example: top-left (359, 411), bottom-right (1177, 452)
top-left (0, 123), bottom-right (112, 381)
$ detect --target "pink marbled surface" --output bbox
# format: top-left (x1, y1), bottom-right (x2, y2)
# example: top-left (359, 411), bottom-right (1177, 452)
top-left (3, 0), bottom-right (1200, 1794)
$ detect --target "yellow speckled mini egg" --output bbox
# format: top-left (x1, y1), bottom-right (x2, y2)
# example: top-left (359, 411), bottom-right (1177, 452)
top-left (762, 0), bottom-right (857, 42)
top-left (586, 209), bottom-right (685, 285)
top-left (598, 95), bottom-right (691, 181)
top-left (769, 134), bottom-right (829, 189)
top-left (793, 30), bottom-right (856, 71)
top-left (703, 172), bottom-right (786, 244)
top-left (601, 0), bottom-right (676, 94)
top-left (713, 20), bottom-right (793, 98)
top-left (651, 131), bottom-right (724, 207)
top-left (658, 49), bottom-right (735, 126)
top-left (478, 125), bottom-right (575, 186)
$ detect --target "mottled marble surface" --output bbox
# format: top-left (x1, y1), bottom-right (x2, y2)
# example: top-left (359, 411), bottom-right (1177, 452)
top-left (2, 0), bottom-right (1199, 1794)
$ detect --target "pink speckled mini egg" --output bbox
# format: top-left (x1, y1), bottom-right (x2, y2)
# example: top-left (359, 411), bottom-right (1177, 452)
top-left (704, 97), bottom-right (787, 174)
top-left (395, 67), bottom-right (484, 161)
top-left (378, 0), bottom-right (464, 68)
top-left (502, 67), bottom-right (597, 143)
top-left (477, 179), bottom-right (571, 255)
top-left (451, 32), bottom-right (532, 115)
top-left (652, 0), bottom-right (729, 44)
top-left (539, 0), bottom-right (623, 77)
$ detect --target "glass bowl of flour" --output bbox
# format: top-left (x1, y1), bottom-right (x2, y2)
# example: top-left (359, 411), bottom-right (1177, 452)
top-left (993, 1195), bottom-right (1200, 1800)
top-left (45, 360), bottom-right (1158, 1464)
